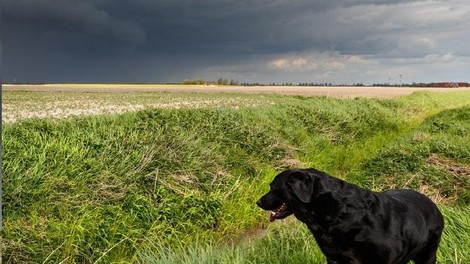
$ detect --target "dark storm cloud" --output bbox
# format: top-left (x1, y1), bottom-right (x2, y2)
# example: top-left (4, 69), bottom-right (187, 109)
top-left (97, 0), bottom-right (426, 55)
top-left (3, 0), bottom-right (469, 83)
top-left (4, 0), bottom-right (428, 55)
top-left (4, 0), bottom-right (146, 52)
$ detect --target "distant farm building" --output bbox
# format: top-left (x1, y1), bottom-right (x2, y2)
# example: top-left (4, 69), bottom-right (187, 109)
top-left (431, 82), bottom-right (470, 88)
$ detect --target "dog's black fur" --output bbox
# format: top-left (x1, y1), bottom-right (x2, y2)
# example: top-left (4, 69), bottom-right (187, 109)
top-left (256, 168), bottom-right (444, 264)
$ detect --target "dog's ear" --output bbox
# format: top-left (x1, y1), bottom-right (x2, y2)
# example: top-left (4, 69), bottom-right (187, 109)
top-left (287, 171), bottom-right (314, 203)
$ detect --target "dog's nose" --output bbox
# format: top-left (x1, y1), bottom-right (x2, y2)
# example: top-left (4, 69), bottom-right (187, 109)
top-left (256, 199), bottom-right (262, 207)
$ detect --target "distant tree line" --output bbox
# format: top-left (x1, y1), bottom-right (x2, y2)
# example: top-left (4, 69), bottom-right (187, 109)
top-left (182, 79), bottom-right (206, 85)
top-left (181, 78), bottom-right (240, 85)
top-left (372, 82), bottom-right (469, 87)
top-left (181, 80), bottom-right (469, 87)
top-left (240, 82), bottom-right (365, 86)
top-left (5, 80), bottom-right (466, 88)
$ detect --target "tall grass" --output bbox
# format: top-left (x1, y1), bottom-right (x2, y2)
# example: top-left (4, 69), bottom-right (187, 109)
top-left (355, 106), bottom-right (470, 204)
top-left (140, 206), bottom-right (470, 264)
top-left (2, 91), bottom-right (470, 263)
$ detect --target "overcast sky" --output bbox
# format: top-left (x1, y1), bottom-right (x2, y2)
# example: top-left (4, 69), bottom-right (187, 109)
top-left (3, 0), bottom-right (470, 84)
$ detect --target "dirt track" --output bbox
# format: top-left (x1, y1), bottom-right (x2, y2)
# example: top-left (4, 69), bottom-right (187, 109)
top-left (4, 84), bottom-right (469, 98)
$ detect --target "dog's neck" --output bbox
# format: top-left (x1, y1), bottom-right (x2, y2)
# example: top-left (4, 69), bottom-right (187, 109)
top-left (294, 174), bottom-right (378, 230)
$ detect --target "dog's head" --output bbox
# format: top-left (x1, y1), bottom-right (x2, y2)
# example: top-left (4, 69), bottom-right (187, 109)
top-left (256, 169), bottom-right (315, 222)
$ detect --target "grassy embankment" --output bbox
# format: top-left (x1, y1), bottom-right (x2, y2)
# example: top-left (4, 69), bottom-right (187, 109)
top-left (2, 91), bottom-right (470, 263)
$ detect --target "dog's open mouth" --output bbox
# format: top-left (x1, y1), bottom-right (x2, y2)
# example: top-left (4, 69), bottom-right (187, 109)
top-left (269, 203), bottom-right (291, 222)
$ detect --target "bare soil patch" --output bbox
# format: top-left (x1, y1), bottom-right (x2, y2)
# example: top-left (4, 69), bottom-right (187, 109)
top-left (426, 154), bottom-right (470, 178)
top-left (424, 154), bottom-right (470, 204)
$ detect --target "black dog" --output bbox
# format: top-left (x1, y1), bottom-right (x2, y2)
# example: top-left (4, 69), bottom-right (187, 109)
top-left (256, 168), bottom-right (444, 264)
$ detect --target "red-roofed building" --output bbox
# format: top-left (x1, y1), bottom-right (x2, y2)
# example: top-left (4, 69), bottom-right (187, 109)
top-left (431, 82), bottom-right (469, 87)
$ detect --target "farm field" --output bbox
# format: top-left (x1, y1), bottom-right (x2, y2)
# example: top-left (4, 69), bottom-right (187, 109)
top-left (3, 84), bottom-right (469, 123)
top-left (2, 87), bottom-right (470, 263)
top-left (2, 88), bottom-right (276, 123)
top-left (4, 83), bottom-right (469, 97)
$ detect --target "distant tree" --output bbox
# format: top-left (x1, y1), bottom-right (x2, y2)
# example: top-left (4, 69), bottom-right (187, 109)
top-left (217, 78), bottom-right (232, 85)
top-left (229, 79), bottom-right (240, 85)
top-left (182, 78), bottom-right (206, 85)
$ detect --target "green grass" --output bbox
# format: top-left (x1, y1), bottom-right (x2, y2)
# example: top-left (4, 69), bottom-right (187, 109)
top-left (354, 106), bottom-right (470, 204)
top-left (2, 90), bottom-right (470, 263)
top-left (139, 206), bottom-right (470, 264)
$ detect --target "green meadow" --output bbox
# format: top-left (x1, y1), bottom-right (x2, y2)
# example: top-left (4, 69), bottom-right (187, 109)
top-left (2, 90), bottom-right (470, 263)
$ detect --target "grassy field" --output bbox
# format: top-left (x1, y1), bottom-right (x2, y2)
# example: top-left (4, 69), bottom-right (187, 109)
top-left (2, 90), bottom-right (470, 263)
